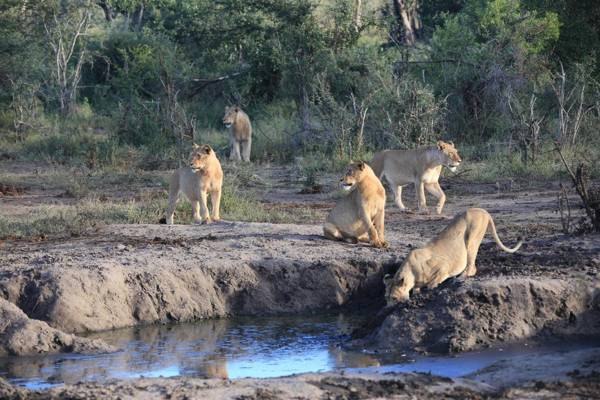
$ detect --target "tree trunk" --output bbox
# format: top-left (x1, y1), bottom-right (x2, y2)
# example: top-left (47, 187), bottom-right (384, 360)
top-left (133, 3), bottom-right (145, 31)
top-left (392, 0), bottom-right (421, 45)
top-left (96, 0), bottom-right (114, 22)
top-left (354, 0), bottom-right (363, 32)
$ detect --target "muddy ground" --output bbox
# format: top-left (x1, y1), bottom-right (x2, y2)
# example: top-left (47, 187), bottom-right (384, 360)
top-left (2, 366), bottom-right (600, 399)
top-left (1, 161), bottom-right (600, 396)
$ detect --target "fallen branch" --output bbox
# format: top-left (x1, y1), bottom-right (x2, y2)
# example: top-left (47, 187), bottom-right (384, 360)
top-left (189, 70), bottom-right (247, 98)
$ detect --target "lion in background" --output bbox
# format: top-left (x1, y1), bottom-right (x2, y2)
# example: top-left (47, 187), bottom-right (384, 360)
top-left (165, 144), bottom-right (223, 225)
top-left (223, 106), bottom-right (252, 162)
top-left (371, 140), bottom-right (462, 214)
top-left (384, 208), bottom-right (522, 305)
top-left (323, 161), bottom-right (387, 248)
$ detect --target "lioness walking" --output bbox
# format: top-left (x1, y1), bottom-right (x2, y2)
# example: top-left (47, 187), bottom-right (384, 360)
top-left (384, 208), bottom-right (522, 304)
top-left (371, 140), bottom-right (462, 214)
top-left (165, 144), bottom-right (223, 225)
top-left (223, 106), bottom-right (252, 162)
top-left (323, 161), bottom-right (386, 248)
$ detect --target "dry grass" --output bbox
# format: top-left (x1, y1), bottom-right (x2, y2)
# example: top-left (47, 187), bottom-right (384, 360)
top-left (0, 163), bottom-right (320, 239)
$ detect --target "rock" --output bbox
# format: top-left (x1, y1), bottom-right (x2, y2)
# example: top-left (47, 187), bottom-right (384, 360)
top-left (0, 298), bottom-right (116, 356)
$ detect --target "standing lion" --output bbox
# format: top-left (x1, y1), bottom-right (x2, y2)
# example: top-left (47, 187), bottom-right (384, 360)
top-left (323, 161), bottom-right (387, 248)
top-left (165, 144), bottom-right (223, 225)
top-left (370, 140), bottom-right (462, 214)
top-left (223, 106), bottom-right (252, 162)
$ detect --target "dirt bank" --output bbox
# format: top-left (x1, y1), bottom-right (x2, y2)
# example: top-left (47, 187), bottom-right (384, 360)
top-left (0, 298), bottom-right (114, 356)
top-left (0, 222), bottom-right (402, 334)
top-left (354, 275), bottom-right (600, 354)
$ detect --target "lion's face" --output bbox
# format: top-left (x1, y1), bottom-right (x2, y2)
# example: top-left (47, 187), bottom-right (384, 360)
top-left (189, 144), bottom-right (213, 170)
top-left (223, 106), bottom-right (240, 129)
top-left (437, 141), bottom-right (462, 172)
top-left (340, 161), bottom-right (367, 191)
top-left (383, 274), bottom-right (410, 306)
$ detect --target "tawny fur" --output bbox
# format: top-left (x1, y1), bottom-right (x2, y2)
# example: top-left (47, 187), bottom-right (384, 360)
top-left (384, 208), bottom-right (522, 304)
top-left (370, 140), bottom-right (462, 214)
top-left (165, 144), bottom-right (223, 225)
top-left (323, 161), bottom-right (387, 248)
top-left (223, 106), bottom-right (252, 162)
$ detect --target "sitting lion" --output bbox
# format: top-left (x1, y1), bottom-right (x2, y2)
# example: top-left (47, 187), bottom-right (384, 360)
top-left (165, 144), bottom-right (223, 225)
top-left (384, 208), bottom-right (522, 304)
top-left (370, 140), bottom-right (462, 214)
top-left (223, 106), bottom-right (252, 162)
top-left (323, 161), bottom-right (386, 248)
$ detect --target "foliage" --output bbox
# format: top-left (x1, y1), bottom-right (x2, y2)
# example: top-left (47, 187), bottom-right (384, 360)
top-left (426, 0), bottom-right (560, 143)
top-left (0, 0), bottom-right (599, 172)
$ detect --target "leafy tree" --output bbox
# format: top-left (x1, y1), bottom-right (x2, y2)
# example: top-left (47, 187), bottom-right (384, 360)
top-left (426, 0), bottom-right (559, 143)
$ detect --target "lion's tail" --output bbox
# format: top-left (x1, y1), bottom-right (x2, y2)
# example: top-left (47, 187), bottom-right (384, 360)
top-left (487, 213), bottom-right (522, 253)
top-left (370, 151), bottom-right (386, 179)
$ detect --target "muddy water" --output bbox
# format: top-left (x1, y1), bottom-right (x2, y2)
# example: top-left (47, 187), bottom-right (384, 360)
top-left (0, 312), bottom-right (597, 390)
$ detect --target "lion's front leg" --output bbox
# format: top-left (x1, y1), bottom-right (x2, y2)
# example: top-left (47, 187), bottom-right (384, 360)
top-left (199, 191), bottom-right (211, 224)
top-left (425, 258), bottom-right (450, 289)
top-left (210, 189), bottom-right (221, 221)
top-left (358, 205), bottom-right (384, 248)
top-left (191, 201), bottom-right (202, 224)
top-left (241, 137), bottom-right (252, 162)
top-left (415, 180), bottom-right (428, 213)
top-left (373, 209), bottom-right (387, 248)
top-left (230, 138), bottom-right (241, 161)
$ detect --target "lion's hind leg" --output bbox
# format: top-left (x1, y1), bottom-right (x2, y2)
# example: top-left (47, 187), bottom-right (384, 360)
top-left (356, 233), bottom-right (370, 243)
top-left (390, 184), bottom-right (407, 211)
top-left (324, 223), bottom-right (359, 244)
top-left (465, 221), bottom-right (487, 277)
top-left (323, 223), bottom-right (343, 241)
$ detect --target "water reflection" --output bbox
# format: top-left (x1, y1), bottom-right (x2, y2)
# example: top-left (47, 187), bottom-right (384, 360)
top-left (2, 313), bottom-right (599, 390)
top-left (0, 313), bottom-right (372, 388)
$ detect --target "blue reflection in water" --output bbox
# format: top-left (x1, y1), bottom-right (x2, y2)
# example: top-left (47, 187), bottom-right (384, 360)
top-left (0, 313), bottom-right (369, 389)
top-left (228, 348), bottom-right (331, 378)
top-left (0, 313), bottom-right (598, 390)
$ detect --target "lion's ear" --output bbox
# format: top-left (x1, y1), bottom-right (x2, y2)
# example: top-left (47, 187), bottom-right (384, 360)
top-left (357, 161), bottom-right (366, 171)
top-left (383, 274), bottom-right (392, 283)
top-left (202, 144), bottom-right (213, 154)
top-left (437, 140), bottom-right (446, 150)
top-left (448, 140), bottom-right (454, 147)
top-left (234, 106), bottom-right (240, 112)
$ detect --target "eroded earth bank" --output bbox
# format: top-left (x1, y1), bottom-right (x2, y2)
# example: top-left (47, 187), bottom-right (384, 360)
top-left (1, 176), bottom-right (600, 398)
